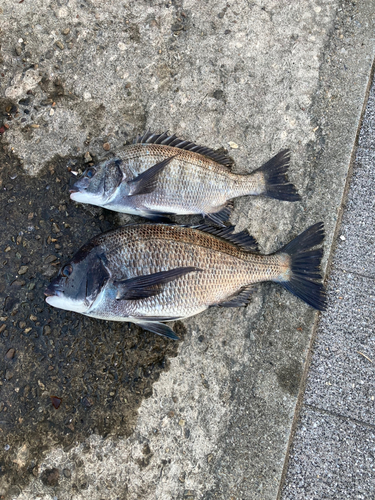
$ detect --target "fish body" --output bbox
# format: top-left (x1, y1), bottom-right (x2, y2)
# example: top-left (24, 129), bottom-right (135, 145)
top-left (70, 132), bottom-right (301, 224)
top-left (45, 222), bottom-right (326, 339)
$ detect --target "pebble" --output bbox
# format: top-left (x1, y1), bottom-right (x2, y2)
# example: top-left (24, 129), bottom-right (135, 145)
top-left (49, 108), bottom-right (55, 116)
top-left (228, 141), bottom-right (239, 149)
top-left (50, 396), bottom-right (62, 409)
top-left (63, 468), bottom-right (71, 478)
top-left (15, 45), bottom-right (22, 56)
top-left (340, 235), bottom-right (346, 241)
top-left (30, 315), bottom-right (37, 321)
top-left (0, 324), bottom-right (6, 334)
top-left (18, 265), bottom-right (28, 275)
top-left (41, 468), bottom-right (59, 487)
top-left (44, 325), bottom-right (51, 335)
top-left (84, 151), bottom-right (92, 163)
top-left (62, 28), bottom-right (70, 35)
top-left (55, 41), bottom-right (64, 50)
top-left (4, 246), bottom-right (11, 252)
top-left (6, 348), bottom-right (15, 359)
top-left (103, 142), bottom-right (110, 151)
top-left (44, 254), bottom-right (57, 264)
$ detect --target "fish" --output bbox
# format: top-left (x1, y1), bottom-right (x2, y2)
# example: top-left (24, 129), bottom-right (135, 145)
top-left (44, 222), bottom-right (326, 340)
top-left (69, 131), bottom-right (301, 225)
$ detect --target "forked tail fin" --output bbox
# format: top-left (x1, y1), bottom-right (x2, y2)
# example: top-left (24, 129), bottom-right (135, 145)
top-left (274, 222), bottom-right (327, 310)
top-left (255, 149), bottom-right (301, 201)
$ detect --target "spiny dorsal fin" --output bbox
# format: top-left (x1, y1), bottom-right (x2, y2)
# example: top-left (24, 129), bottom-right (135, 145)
top-left (192, 224), bottom-right (259, 252)
top-left (134, 131), bottom-right (233, 168)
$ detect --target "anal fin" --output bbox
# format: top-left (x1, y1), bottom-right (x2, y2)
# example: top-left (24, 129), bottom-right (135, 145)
top-left (204, 201), bottom-right (234, 227)
top-left (216, 285), bottom-right (254, 307)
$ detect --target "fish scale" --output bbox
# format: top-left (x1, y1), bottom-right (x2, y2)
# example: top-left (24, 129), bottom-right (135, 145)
top-left (45, 222), bottom-right (326, 339)
top-left (70, 133), bottom-right (301, 223)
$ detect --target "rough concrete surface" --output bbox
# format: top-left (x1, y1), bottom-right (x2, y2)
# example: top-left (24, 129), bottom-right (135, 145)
top-left (282, 75), bottom-right (375, 499)
top-left (0, 0), bottom-right (374, 499)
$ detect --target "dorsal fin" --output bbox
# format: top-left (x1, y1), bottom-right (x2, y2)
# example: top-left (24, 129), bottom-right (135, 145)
top-left (134, 131), bottom-right (234, 168)
top-left (192, 224), bottom-right (259, 252)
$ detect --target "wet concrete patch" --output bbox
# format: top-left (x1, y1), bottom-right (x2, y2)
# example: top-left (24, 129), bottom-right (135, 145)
top-left (0, 142), bottom-right (180, 493)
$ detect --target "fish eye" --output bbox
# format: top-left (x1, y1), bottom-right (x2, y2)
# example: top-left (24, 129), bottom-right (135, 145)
top-left (86, 168), bottom-right (96, 179)
top-left (61, 264), bottom-right (73, 277)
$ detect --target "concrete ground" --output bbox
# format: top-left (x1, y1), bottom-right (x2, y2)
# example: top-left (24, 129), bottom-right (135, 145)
top-left (0, 1), bottom-right (374, 499)
top-left (281, 73), bottom-right (375, 499)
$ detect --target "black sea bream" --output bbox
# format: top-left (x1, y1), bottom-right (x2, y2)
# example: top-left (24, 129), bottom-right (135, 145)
top-left (45, 223), bottom-right (326, 339)
top-left (70, 132), bottom-right (301, 225)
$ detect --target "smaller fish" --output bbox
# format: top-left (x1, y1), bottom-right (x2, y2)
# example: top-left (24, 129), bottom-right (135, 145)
top-left (70, 132), bottom-right (301, 225)
top-left (45, 222), bottom-right (326, 340)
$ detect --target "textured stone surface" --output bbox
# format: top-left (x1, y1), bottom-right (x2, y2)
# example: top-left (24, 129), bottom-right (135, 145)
top-left (282, 64), bottom-right (375, 499)
top-left (282, 407), bottom-right (375, 500)
top-left (1, 0), bottom-right (375, 498)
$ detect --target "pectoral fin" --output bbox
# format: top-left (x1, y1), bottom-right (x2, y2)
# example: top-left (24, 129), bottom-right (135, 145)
top-left (128, 155), bottom-right (178, 196)
top-left (114, 267), bottom-right (202, 300)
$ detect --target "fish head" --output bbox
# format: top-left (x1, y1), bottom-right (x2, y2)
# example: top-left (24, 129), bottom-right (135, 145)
top-left (70, 158), bottom-right (123, 206)
top-left (45, 241), bottom-right (110, 314)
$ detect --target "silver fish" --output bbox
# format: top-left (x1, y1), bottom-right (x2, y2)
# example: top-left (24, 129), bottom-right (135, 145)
top-left (70, 132), bottom-right (301, 225)
top-left (45, 222), bottom-right (326, 339)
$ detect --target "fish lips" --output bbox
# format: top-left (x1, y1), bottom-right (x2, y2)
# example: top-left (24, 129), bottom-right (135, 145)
top-left (69, 176), bottom-right (89, 194)
top-left (44, 279), bottom-right (63, 299)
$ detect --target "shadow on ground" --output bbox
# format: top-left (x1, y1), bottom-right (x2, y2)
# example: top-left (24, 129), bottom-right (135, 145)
top-left (0, 104), bottom-right (181, 493)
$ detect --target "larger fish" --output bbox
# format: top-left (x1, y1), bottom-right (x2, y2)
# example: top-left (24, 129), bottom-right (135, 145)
top-left (70, 132), bottom-right (301, 225)
top-left (45, 222), bottom-right (326, 339)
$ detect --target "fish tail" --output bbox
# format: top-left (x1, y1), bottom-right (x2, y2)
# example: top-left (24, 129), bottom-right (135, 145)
top-left (273, 222), bottom-right (327, 310)
top-left (252, 149), bottom-right (301, 201)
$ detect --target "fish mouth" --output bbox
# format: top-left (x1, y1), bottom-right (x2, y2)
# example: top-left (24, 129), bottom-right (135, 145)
top-left (44, 282), bottom-right (63, 298)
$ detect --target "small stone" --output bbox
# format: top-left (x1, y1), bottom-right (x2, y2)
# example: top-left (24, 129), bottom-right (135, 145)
top-left (30, 124), bottom-right (40, 128)
top-left (24, 327), bottom-right (32, 334)
top-left (18, 265), bottom-right (28, 275)
top-left (83, 91), bottom-right (91, 100)
top-left (38, 380), bottom-right (46, 390)
top-left (44, 254), bottom-right (57, 264)
top-left (118, 42), bottom-right (126, 51)
top-left (0, 324), bottom-right (6, 334)
top-left (228, 141), bottom-right (239, 149)
top-left (30, 315), bottom-right (37, 322)
top-left (4, 246), bottom-right (11, 252)
top-left (125, 82), bottom-right (131, 89)
top-left (340, 235), bottom-right (346, 241)
top-left (62, 28), bottom-right (70, 35)
top-left (40, 468), bottom-right (59, 487)
top-left (63, 468), bottom-right (71, 478)
top-left (103, 142), bottom-right (110, 151)
top-left (19, 321), bottom-right (26, 328)
top-left (84, 151), bottom-right (92, 163)
top-left (44, 325), bottom-right (51, 335)
top-left (6, 348), bottom-right (15, 359)
top-left (178, 419), bottom-right (185, 427)
top-left (55, 41), bottom-right (64, 50)
top-left (15, 45), bottom-right (22, 56)
top-left (49, 108), bottom-right (55, 116)
top-left (52, 223), bottom-right (60, 233)
top-left (5, 370), bottom-right (14, 380)
top-left (50, 396), bottom-right (62, 409)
